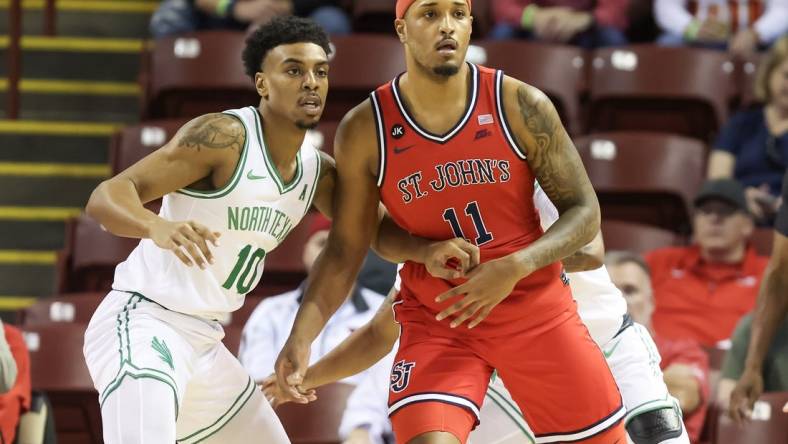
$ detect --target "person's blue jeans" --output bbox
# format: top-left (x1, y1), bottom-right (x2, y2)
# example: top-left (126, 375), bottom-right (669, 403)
top-left (308, 5), bottom-right (352, 35)
top-left (488, 23), bottom-right (628, 48)
top-left (657, 32), bottom-right (728, 50)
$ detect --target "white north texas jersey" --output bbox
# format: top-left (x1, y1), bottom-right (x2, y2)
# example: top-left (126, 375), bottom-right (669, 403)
top-left (112, 106), bottom-right (322, 319)
top-left (533, 183), bottom-right (626, 346)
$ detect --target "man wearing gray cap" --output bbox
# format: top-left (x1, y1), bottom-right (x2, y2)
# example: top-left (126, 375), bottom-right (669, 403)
top-left (645, 179), bottom-right (769, 347)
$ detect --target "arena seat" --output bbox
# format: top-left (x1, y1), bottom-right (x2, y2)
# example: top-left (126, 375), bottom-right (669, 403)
top-left (750, 226), bottom-right (775, 256)
top-left (323, 34), bottom-right (405, 120)
top-left (737, 52), bottom-right (765, 109)
top-left (21, 292), bottom-right (104, 326)
top-left (143, 31), bottom-right (256, 119)
top-left (23, 322), bottom-right (102, 443)
top-left (575, 131), bottom-right (706, 233)
top-left (600, 220), bottom-right (681, 254)
top-left (276, 382), bottom-right (356, 444)
top-left (471, 40), bottom-right (587, 134)
top-left (715, 391), bottom-right (788, 444)
top-left (588, 45), bottom-right (736, 142)
top-left (110, 118), bottom-right (188, 174)
top-left (309, 120), bottom-right (339, 156)
top-left (221, 325), bottom-right (244, 356)
top-left (57, 215), bottom-right (138, 293)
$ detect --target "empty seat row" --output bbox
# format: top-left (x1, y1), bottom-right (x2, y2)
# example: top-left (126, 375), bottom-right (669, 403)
top-left (144, 34), bottom-right (763, 141)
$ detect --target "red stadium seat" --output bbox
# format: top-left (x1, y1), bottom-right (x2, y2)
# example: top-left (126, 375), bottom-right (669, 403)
top-left (738, 52), bottom-right (765, 109)
top-left (276, 382), bottom-right (356, 444)
top-left (575, 131), bottom-right (706, 233)
top-left (324, 34), bottom-right (405, 120)
top-left (601, 220), bottom-right (681, 254)
top-left (21, 292), bottom-right (104, 326)
top-left (588, 45), bottom-right (736, 142)
top-left (110, 119), bottom-right (188, 174)
top-left (471, 40), bottom-right (587, 134)
top-left (309, 120), bottom-right (340, 156)
top-left (144, 31), bottom-right (257, 119)
top-left (222, 325), bottom-right (243, 356)
top-left (23, 323), bottom-right (102, 443)
top-left (58, 215), bottom-right (138, 293)
top-left (715, 391), bottom-right (788, 444)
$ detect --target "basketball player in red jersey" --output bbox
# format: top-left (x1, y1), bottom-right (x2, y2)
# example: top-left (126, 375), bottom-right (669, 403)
top-left (276, 1), bottom-right (627, 442)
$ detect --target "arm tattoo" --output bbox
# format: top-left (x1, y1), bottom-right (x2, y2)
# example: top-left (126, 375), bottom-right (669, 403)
top-left (180, 114), bottom-right (244, 153)
top-left (513, 84), bottom-right (599, 271)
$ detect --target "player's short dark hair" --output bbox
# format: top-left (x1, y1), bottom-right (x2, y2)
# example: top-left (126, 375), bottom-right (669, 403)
top-left (242, 16), bottom-right (332, 80)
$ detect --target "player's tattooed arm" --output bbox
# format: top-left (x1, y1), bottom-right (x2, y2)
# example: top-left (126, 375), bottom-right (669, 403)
top-left (85, 113), bottom-right (238, 264)
top-left (561, 231), bottom-right (604, 272)
top-left (507, 79), bottom-right (600, 275)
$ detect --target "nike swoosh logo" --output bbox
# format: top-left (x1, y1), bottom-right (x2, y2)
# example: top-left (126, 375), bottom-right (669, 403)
top-left (247, 170), bottom-right (266, 180)
top-left (603, 339), bottom-right (622, 359)
top-left (393, 144), bottom-right (415, 154)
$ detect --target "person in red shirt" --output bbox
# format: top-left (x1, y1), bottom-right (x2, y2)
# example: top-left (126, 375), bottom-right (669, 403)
top-left (0, 323), bottom-right (31, 444)
top-left (490, 0), bottom-right (629, 47)
top-left (275, 0), bottom-right (627, 443)
top-left (607, 251), bottom-right (710, 443)
top-left (646, 179), bottom-right (769, 347)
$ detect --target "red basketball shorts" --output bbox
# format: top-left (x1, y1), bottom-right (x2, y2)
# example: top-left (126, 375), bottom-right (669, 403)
top-left (387, 306), bottom-right (626, 443)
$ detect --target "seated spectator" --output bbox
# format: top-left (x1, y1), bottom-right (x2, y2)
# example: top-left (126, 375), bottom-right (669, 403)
top-left (708, 36), bottom-right (788, 225)
top-left (715, 313), bottom-right (788, 410)
top-left (150, 0), bottom-right (351, 38)
top-left (338, 351), bottom-right (396, 444)
top-left (0, 322), bottom-right (31, 444)
top-left (654, 0), bottom-right (788, 57)
top-left (646, 179), bottom-right (768, 347)
top-left (606, 251), bottom-right (710, 443)
top-left (490, 0), bottom-right (628, 48)
top-left (239, 215), bottom-right (384, 384)
top-left (0, 319), bottom-right (17, 393)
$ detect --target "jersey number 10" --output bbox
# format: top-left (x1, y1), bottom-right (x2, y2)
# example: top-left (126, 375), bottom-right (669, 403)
top-left (222, 244), bottom-right (266, 294)
top-left (442, 201), bottom-right (493, 246)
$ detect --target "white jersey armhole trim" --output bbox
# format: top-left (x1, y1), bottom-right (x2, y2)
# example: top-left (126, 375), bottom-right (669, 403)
top-left (370, 91), bottom-right (387, 188)
top-left (495, 70), bottom-right (528, 161)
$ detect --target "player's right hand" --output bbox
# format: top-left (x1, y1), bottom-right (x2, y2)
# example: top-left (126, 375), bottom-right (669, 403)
top-left (274, 338), bottom-right (313, 404)
top-left (148, 219), bottom-right (221, 269)
top-left (260, 374), bottom-right (316, 408)
top-left (420, 238), bottom-right (480, 280)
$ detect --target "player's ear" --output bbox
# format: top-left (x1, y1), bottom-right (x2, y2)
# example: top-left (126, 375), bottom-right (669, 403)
top-left (394, 19), bottom-right (407, 43)
top-left (255, 72), bottom-right (268, 98)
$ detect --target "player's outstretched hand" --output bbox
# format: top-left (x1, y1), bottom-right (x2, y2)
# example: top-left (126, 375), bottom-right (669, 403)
top-left (420, 238), bottom-right (480, 280)
top-left (729, 368), bottom-right (764, 424)
top-left (274, 338), bottom-right (313, 404)
top-left (434, 255), bottom-right (524, 329)
top-left (149, 219), bottom-right (221, 269)
top-left (260, 374), bottom-right (316, 409)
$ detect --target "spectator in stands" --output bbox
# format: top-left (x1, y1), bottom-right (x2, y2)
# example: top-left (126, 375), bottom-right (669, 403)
top-left (0, 322), bottom-right (31, 444)
top-left (338, 351), bottom-right (396, 444)
top-left (606, 251), bottom-right (710, 443)
top-left (708, 36), bottom-right (788, 225)
top-left (0, 319), bottom-right (17, 393)
top-left (150, 0), bottom-right (351, 38)
top-left (489, 0), bottom-right (629, 47)
top-left (646, 179), bottom-right (769, 347)
top-left (238, 214), bottom-right (384, 385)
top-left (715, 313), bottom-right (788, 410)
top-left (654, 0), bottom-right (788, 57)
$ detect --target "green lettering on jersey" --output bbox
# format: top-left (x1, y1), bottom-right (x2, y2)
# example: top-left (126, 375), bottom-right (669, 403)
top-left (239, 207), bottom-right (251, 230)
top-left (228, 207), bottom-right (239, 230)
top-left (249, 207), bottom-right (261, 232)
top-left (259, 207), bottom-right (273, 233)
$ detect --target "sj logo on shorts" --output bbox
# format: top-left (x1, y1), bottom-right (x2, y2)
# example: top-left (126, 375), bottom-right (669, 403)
top-left (390, 359), bottom-right (416, 393)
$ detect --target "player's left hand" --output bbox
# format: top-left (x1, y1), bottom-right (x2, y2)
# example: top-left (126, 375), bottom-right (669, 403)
top-left (434, 255), bottom-right (525, 328)
top-left (729, 368), bottom-right (764, 424)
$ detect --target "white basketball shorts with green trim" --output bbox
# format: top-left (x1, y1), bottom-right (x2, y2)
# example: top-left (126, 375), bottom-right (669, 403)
top-left (83, 290), bottom-right (290, 444)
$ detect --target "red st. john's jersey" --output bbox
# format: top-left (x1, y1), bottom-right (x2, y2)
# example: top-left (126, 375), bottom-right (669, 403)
top-left (372, 63), bottom-right (574, 337)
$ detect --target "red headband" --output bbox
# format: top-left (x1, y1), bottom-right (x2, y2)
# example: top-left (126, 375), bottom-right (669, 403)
top-left (396, 0), bottom-right (472, 19)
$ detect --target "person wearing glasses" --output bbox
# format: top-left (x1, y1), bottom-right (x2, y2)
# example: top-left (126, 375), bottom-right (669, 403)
top-left (708, 35), bottom-right (788, 225)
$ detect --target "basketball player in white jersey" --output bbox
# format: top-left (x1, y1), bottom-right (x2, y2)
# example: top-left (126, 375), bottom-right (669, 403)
top-left (264, 183), bottom-right (690, 444)
top-left (83, 17), bottom-right (478, 444)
